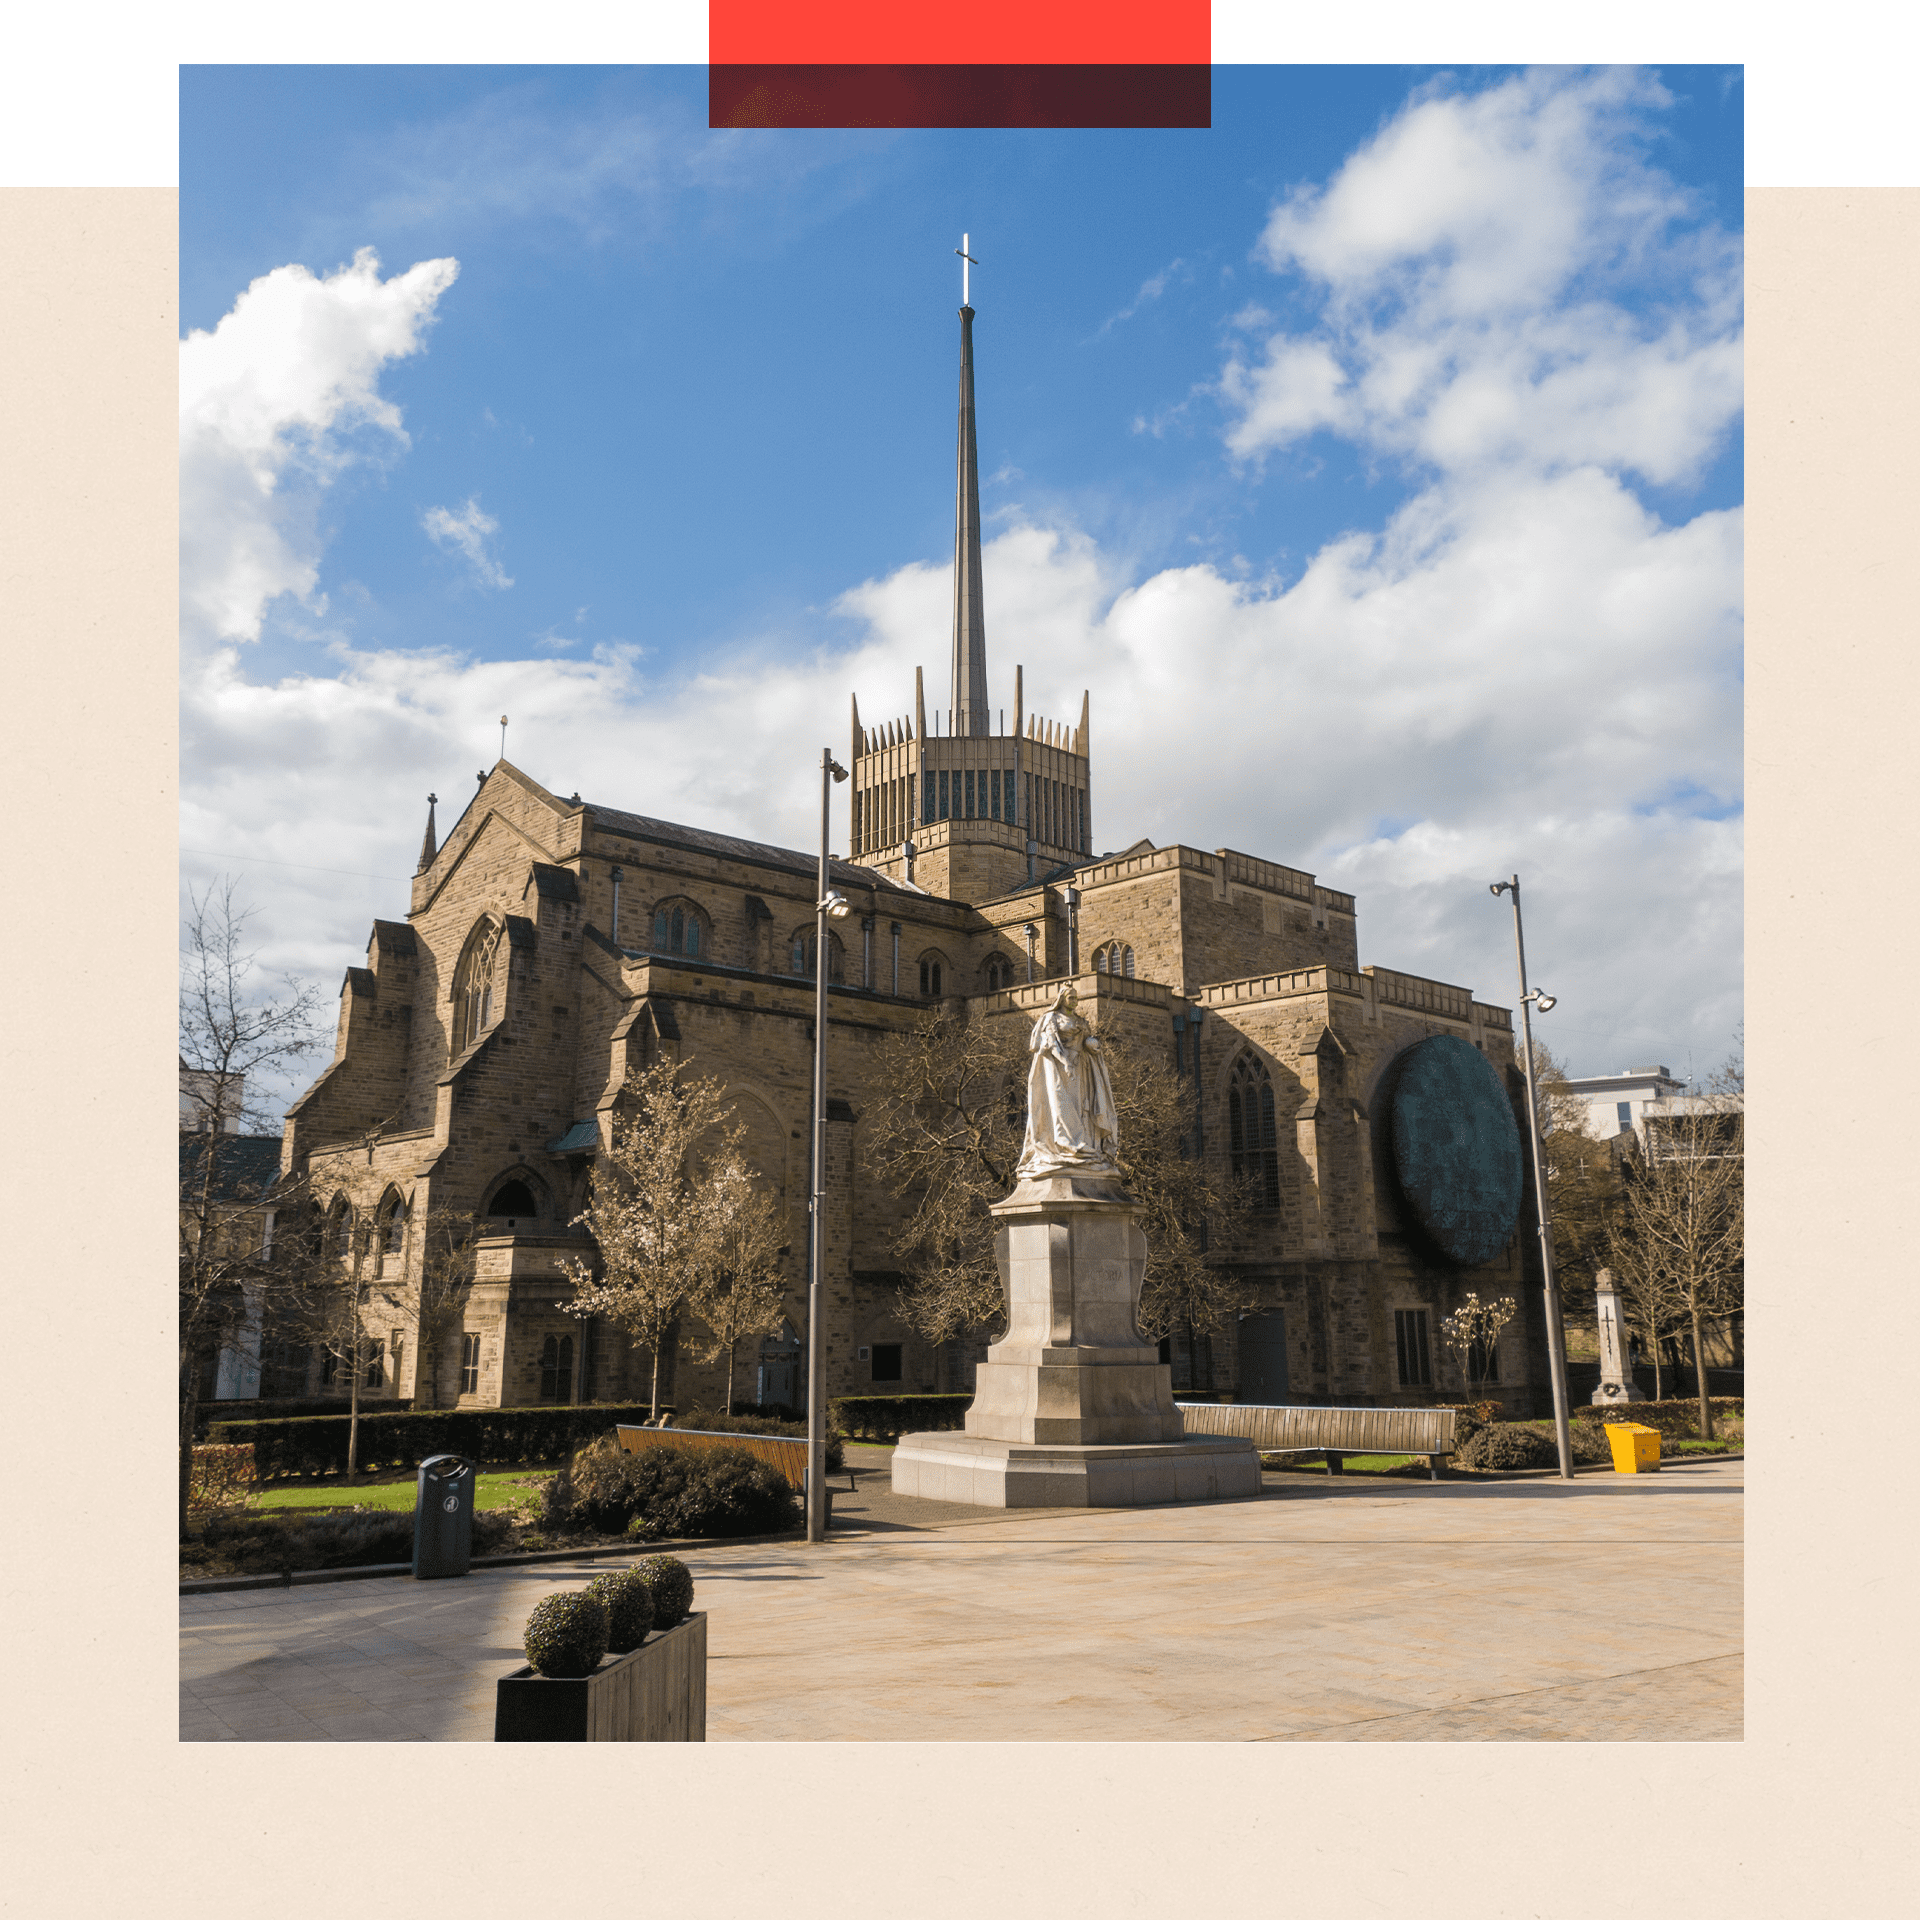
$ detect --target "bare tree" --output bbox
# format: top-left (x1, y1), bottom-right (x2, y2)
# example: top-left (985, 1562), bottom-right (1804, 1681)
top-left (563, 1060), bottom-right (732, 1418)
top-left (178, 881), bottom-right (324, 1537)
top-left (866, 1009), bottom-right (1024, 1349)
top-left (866, 1007), bottom-right (1251, 1374)
top-left (686, 1154), bottom-right (791, 1410)
top-left (1517, 1035), bottom-right (1619, 1322)
top-left (1606, 1055), bottom-right (1743, 1439)
top-left (374, 1204), bottom-right (479, 1411)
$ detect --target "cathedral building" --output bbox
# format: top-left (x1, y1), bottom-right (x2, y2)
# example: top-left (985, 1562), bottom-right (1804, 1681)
top-left (272, 283), bottom-right (1548, 1420)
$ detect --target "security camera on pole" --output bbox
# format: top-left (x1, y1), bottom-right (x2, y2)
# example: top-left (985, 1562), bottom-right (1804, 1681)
top-left (808, 747), bottom-right (851, 1544)
top-left (1489, 874), bottom-right (1574, 1480)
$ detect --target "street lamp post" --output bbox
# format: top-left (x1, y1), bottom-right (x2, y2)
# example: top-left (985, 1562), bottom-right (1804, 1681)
top-left (1490, 874), bottom-right (1574, 1480)
top-left (808, 748), bottom-right (851, 1545)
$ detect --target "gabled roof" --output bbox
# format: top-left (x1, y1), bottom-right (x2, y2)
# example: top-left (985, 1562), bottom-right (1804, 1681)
top-left (179, 1133), bottom-right (283, 1205)
top-left (585, 802), bottom-right (914, 895)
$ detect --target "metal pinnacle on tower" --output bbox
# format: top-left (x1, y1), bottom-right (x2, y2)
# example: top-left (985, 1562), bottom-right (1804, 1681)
top-left (951, 234), bottom-right (989, 737)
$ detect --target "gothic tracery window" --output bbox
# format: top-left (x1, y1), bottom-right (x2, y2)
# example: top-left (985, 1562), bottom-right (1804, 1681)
top-left (788, 930), bottom-right (847, 983)
top-left (451, 918), bottom-right (504, 1054)
top-left (1228, 1054), bottom-right (1281, 1208)
top-left (651, 898), bottom-right (706, 958)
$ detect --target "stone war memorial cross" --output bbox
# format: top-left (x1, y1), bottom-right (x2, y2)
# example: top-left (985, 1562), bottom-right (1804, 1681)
top-left (890, 987), bottom-right (1262, 1506)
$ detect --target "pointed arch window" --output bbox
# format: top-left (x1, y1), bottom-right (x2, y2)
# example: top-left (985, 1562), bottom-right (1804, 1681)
top-left (487, 1178), bottom-right (539, 1222)
top-left (1228, 1054), bottom-right (1281, 1208)
top-left (1092, 943), bottom-right (1135, 979)
top-left (918, 952), bottom-right (946, 997)
top-left (984, 955), bottom-right (1013, 992)
top-left (651, 899), bottom-right (706, 958)
top-left (382, 1198), bottom-right (408, 1254)
top-left (452, 917), bottom-right (504, 1054)
top-left (788, 930), bottom-right (846, 983)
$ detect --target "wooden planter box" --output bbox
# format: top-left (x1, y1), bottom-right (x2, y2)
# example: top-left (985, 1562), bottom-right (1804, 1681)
top-left (494, 1613), bottom-right (707, 1741)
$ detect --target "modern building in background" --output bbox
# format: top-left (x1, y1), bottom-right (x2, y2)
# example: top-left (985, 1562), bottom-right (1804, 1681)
top-left (263, 288), bottom-right (1553, 1417)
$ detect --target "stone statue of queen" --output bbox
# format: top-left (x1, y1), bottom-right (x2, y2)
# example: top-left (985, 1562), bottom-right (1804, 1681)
top-left (1015, 985), bottom-right (1121, 1179)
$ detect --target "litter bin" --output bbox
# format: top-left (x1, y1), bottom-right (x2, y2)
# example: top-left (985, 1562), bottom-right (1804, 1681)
top-left (413, 1453), bottom-right (476, 1578)
top-left (1605, 1422), bottom-right (1662, 1474)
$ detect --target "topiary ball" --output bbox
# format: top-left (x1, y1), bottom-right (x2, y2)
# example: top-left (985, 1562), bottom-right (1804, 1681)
top-left (523, 1589), bottom-right (610, 1678)
top-left (637, 1554), bottom-right (694, 1629)
top-left (586, 1567), bottom-right (654, 1654)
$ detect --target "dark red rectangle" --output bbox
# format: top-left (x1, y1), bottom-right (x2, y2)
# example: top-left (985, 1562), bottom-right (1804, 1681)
top-left (709, 1), bottom-right (1209, 66)
top-left (710, 65), bottom-right (1211, 130)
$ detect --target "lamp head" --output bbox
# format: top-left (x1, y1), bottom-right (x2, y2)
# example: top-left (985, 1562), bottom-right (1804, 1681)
top-left (822, 890), bottom-right (851, 920)
top-left (1489, 881), bottom-right (1511, 898)
top-left (827, 756), bottom-right (849, 783)
top-left (1534, 991), bottom-right (1556, 1012)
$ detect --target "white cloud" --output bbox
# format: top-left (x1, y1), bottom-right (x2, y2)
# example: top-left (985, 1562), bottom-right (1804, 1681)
top-left (183, 75), bottom-right (1741, 1113)
top-left (422, 496), bottom-right (513, 589)
top-left (1094, 257), bottom-right (1188, 337)
top-left (1221, 69), bottom-right (1743, 487)
top-left (179, 247), bottom-right (458, 647)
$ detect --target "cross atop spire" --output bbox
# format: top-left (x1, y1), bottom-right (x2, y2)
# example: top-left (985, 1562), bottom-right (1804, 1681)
top-left (955, 232), bottom-right (977, 309)
top-left (951, 241), bottom-right (989, 737)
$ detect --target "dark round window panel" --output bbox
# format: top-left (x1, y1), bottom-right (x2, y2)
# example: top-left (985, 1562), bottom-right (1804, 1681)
top-left (1385, 1034), bottom-right (1523, 1266)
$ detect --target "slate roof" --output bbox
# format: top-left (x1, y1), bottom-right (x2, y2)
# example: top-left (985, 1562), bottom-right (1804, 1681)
top-left (586, 803), bottom-right (914, 896)
top-left (528, 863), bottom-right (581, 902)
top-left (179, 1133), bottom-right (284, 1205)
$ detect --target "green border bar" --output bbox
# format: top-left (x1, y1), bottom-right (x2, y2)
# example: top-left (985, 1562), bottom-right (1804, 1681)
top-left (3, 2), bottom-right (1904, 187)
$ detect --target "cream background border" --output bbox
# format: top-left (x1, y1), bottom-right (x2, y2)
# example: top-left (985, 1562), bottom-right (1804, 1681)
top-left (0, 160), bottom-right (1911, 1908)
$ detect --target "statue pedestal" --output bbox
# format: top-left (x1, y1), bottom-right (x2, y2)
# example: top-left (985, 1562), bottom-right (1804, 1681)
top-left (890, 1173), bottom-right (1260, 1508)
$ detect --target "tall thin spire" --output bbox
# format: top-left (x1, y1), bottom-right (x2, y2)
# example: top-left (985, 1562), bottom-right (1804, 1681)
top-left (951, 234), bottom-right (989, 737)
top-left (417, 792), bottom-right (438, 872)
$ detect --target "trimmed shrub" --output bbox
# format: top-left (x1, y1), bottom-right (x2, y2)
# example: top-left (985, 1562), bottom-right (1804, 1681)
top-left (1460, 1423), bottom-right (1561, 1472)
top-left (545, 1436), bottom-right (800, 1541)
top-left (831, 1393), bottom-right (973, 1441)
top-left (1564, 1420), bottom-right (1614, 1465)
top-left (523, 1590), bottom-right (609, 1678)
top-left (637, 1554), bottom-right (694, 1629)
top-left (585, 1569), bottom-right (654, 1654)
top-left (188, 1443), bottom-right (257, 1512)
top-left (675, 1407), bottom-right (844, 1472)
top-left (655, 1447), bottom-right (798, 1540)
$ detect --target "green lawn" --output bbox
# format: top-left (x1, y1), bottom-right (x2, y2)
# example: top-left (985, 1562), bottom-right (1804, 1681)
top-left (1262, 1453), bottom-right (1423, 1474)
top-left (251, 1469), bottom-right (553, 1513)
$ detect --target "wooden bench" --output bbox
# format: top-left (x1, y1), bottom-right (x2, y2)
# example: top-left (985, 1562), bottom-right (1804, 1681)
top-left (1177, 1403), bottom-right (1460, 1480)
top-left (613, 1426), bottom-right (848, 1510)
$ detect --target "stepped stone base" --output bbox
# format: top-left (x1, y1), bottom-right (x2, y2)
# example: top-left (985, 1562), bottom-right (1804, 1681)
top-left (890, 1429), bottom-right (1261, 1509)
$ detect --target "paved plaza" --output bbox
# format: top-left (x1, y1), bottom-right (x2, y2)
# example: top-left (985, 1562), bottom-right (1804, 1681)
top-left (180, 1454), bottom-right (1742, 1741)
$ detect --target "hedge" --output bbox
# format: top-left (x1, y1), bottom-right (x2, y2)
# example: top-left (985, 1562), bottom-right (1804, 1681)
top-left (206, 1401), bottom-right (683, 1479)
top-left (1575, 1396), bottom-right (1742, 1442)
top-left (192, 1396), bottom-right (412, 1440)
top-left (830, 1394), bottom-right (973, 1440)
top-left (188, 1443), bottom-right (258, 1511)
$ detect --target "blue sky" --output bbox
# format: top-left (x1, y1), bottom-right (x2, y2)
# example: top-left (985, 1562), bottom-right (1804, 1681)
top-left (180, 65), bottom-right (1744, 1103)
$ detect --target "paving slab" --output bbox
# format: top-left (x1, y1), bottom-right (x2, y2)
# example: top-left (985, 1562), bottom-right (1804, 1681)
top-left (180, 1455), bottom-right (1741, 1741)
